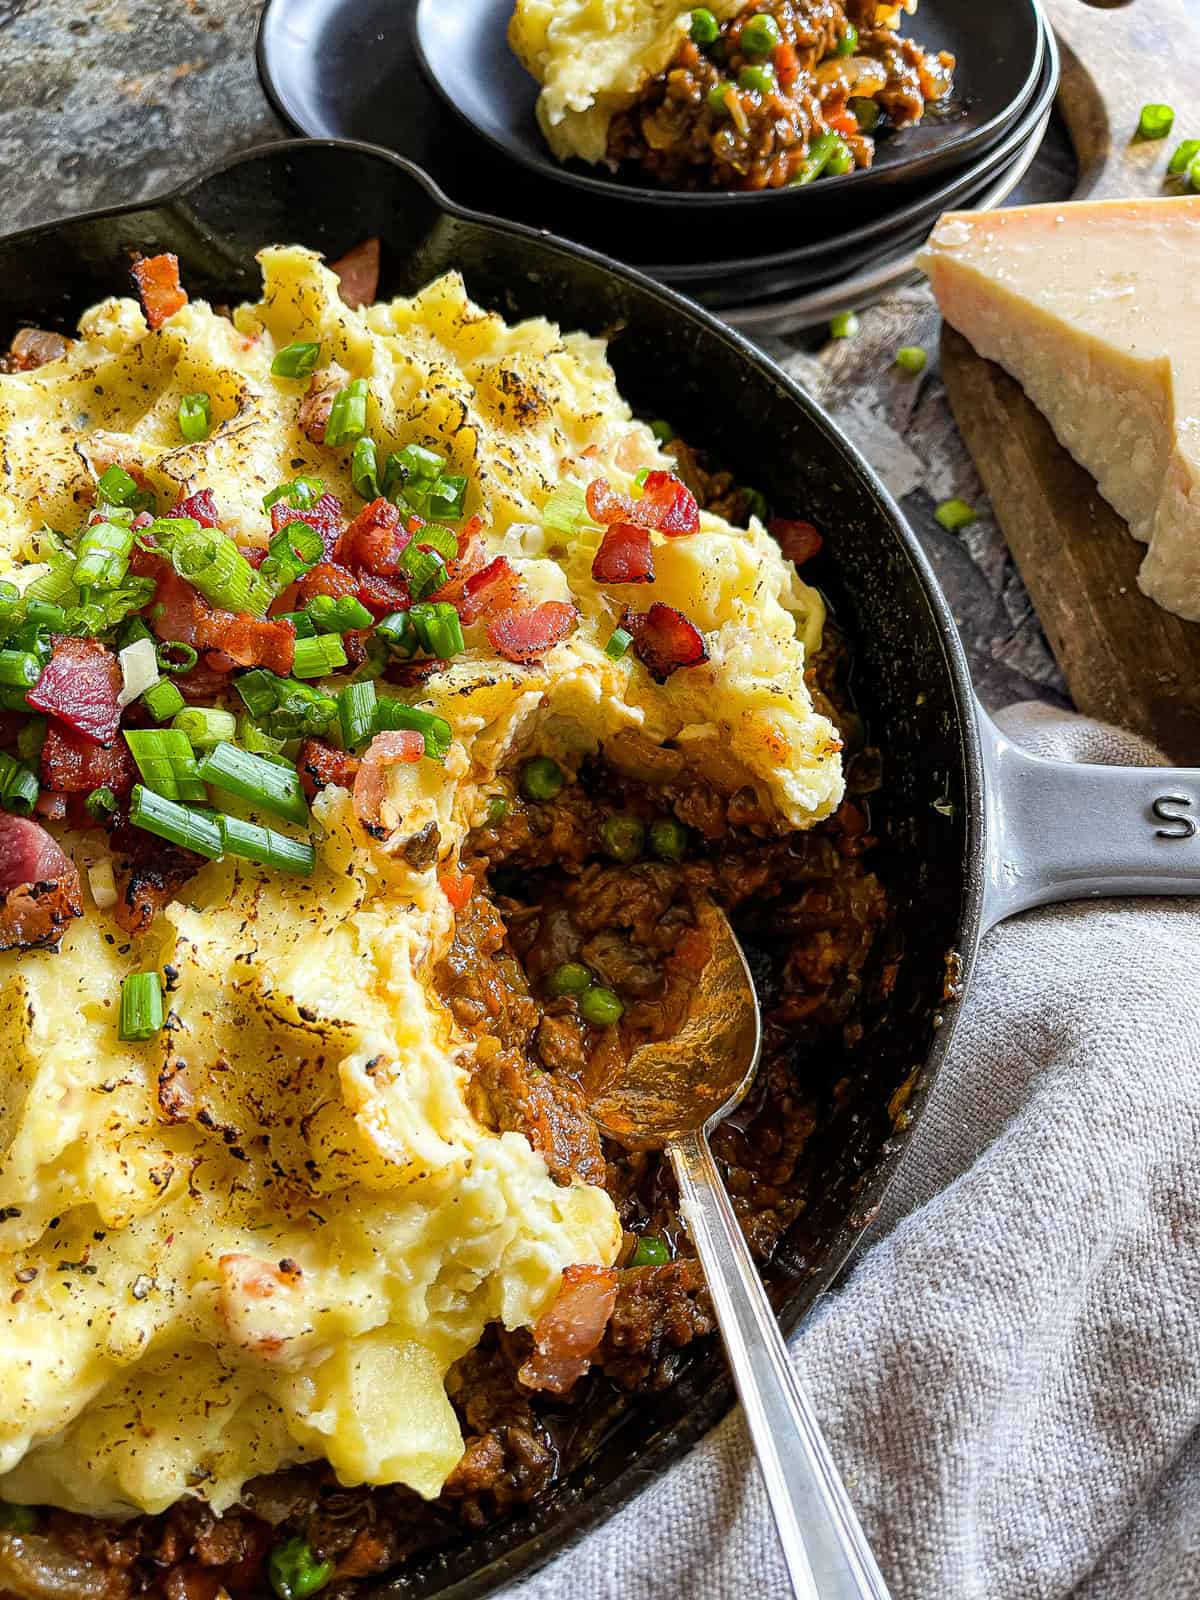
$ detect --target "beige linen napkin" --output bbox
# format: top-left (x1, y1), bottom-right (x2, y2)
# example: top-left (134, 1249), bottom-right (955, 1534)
top-left (508, 704), bottom-right (1200, 1600)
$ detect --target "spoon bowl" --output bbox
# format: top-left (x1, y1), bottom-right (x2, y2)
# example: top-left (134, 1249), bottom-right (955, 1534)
top-left (594, 894), bottom-right (893, 1600)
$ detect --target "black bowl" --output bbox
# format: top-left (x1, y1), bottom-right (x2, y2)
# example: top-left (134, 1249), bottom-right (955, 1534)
top-left (0, 140), bottom-right (981, 1597)
top-left (259, 0), bottom-right (1043, 239)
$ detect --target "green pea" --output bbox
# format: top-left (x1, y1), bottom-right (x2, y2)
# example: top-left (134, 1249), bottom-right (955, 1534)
top-left (740, 12), bottom-right (782, 57)
top-left (650, 418), bottom-right (675, 445)
top-left (268, 1536), bottom-right (333, 1600)
top-left (485, 794), bottom-right (508, 824)
top-left (742, 487), bottom-right (769, 524)
top-left (547, 962), bottom-right (593, 997)
top-left (629, 1235), bottom-right (670, 1267)
top-left (520, 755), bottom-right (565, 802)
top-left (649, 817), bottom-right (689, 861)
top-left (707, 81), bottom-right (733, 116)
top-left (737, 63), bottom-right (778, 96)
top-left (601, 813), bottom-right (645, 863)
top-left (579, 985), bottom-right (624, 1027)
top-left (689, 7), bottom-right (720, 45)
top-left (835, 22), bottom-right (859, 56)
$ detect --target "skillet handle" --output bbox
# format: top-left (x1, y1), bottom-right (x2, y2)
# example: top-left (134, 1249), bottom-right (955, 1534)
top-left (978, 705), bottom-right (1200, 932)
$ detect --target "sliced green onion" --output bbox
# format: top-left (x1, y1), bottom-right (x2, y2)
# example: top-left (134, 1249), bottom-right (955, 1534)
top-left (935, 498), bottom-right (977, 532)
top-left (601, 813), bottom-right (645, 863)
top-left (392, 442), bottom-right (445, 483)
top-left (142, 678), bottom-right (186, 723)
top-left (579, 985), bottom-right (624, 1026)
top-left (238, 714), bottom-right (289, 763)
top-left (542, 483), bottom-right (593, 536)
top-left (236, 669), bottom-right (338, 739)
top-left (220, 815), bottom-right (315, 877)
top-left (689, 8), bottom-right (719, 45)
top-left (352, 437), bottom-right (380, 500)
top-left (86, 784), bottom-right (119, 821)
top-left (276, 610), bottom-right (318, 639)
top-left (0, 751), bottom-right (39, 814)
top-left (427, 474), bottom-right (468, 521)
top-left (124, 728), bottom-right (208, 804)
top-left (16, 717), bottom-right (45, 764)
top-left (835, 21), bottom-right (858, 55)
top-left (824, 136), bottom-right (854, 177)
top-left (740, 12), bottom-right (781, 56)
top-left (0, 650), bottom-right (41, 689)
top-left (292, 633), bottom-right (348, 678)
top-left (26, 561), bottom-right (79, 611)
top-left (97, 465), bottom-right (140, 507)
top-left (743, 487), bottom-right (769, 524)
top-left (0, 687), bottom-right (33, 715)
top-left (413, 525), bottom-right (458, 561)
top-left (116, 615), bottom-right (153, 650)
top-left (353, 636), bottom-right (389, 681)
top-left (830, 311), bottom-right (859, 339)
top-left (172, 706), bottom-right (237, 750)
top-left (1138, 103), bottom-right (1174, 141)
top-left (546, 961), bottom-right (592, 997)
top-left (151, 519), bottom-right (272, 618)
top-left (119, 971), bottom-right (165, 1042)
top-left (521, 755), bottom-right (564, 802)
top-left (178, 392), bottom-right (212, 443)
top-left (324, 378), bottom-right (369, 447)
top-left (1189, 152), bottom-right (1200, 193)
top-left (10, 621), bottom-right (50, 662)
top-left (260, 520), bottom-right (325, 590)
top-left (338, 680), bottom-right (377, 750)
top-left (398, 542), bottom-right (448, 601)
top-left (129, 783), bottom-right (223, 857)
top-left (156, 640), bottom-right (200, 675)
top-left (198, 741), bottom-right (310, 826)
top-left (306, 593), bottom-right (374, 634)
top-left (375, 610), bottom-right (419, 658)
top-left (271, 341), bottom-right (321, 379)
top-left (74, 517), bottom-right (136, 588)
top-left (629, 1235), bottom-right (670, 1267)
top-left (649, 817), bottom-right (689, 860)
top-left (408, 600), bottom-right (464, 659)
top-left (634, 467), bottom-right (651, 489)
top-left (1167, 138), bottom-right (1200, 175)
top-left (792, 129), bottom-right (842, 185)
top-left (605, 627), bottom-right (633, 661)
top-left (896, 345), bottom-right (927, 376)
top-left (374, 698), bottom-right (451, 762)
top-left (0, 579), bottom-right (24, 633)
top-left (262, 476), bottom-right (325, 515)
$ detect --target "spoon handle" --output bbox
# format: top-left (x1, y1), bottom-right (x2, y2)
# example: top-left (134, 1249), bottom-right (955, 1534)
top-left (670, 1130), bottom-right (893, 1600)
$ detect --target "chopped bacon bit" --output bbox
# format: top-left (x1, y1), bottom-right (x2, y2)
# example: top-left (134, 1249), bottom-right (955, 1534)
top-left (294, 561), bottom-right (359, 606)
top-left (591, 522), bottom-right (654, 585)
top-left (518, 1264), bottom-right (619, 1395)
top-left (487, 601), bottom-right (577, 663)
top-left (109, 822), bottom-right (202, 935)
top-left (170, 488), bottom-right (219, 528)
top-left (352, 730), bottom-right (425, 832)
top-left (637, 471), bottom-right (700, 535)
top-left (439, 870), bottom-right (474, 910)
top-left (587, 472), bottom-right (698, 536)
top-left (621, 603), bottom-right (709, 683)
top-left (173, 657), bottom-right (234, 705)
top-left (429, 516), bottom-right (487, 606)
top-left (35, 792), bottom-right (67, 821)
top-left (0, 712), bottom-right (27, 747)
top-left (355, 570), bottom-right (412, 618)
top-left (330, 237), bottom-right (382, 309)
top-left (297, 738), bottom-right (360, 803)
top-left (1, 327), bottom-right (71, 372)
top-left (149, 567), bottom-right (296, 676)
top-left (0, 815), bottom-right (82, 952)
top-left (239, 545), bottom-right (268, 570)
top-left (130, 510), bottom-right (154, 532)
top-left (385, 657), bottom-right (447, 688)
top-left (334, 497), bottom-right (412, 575)
top-left (769, 517), bottom-right (823, 567)
top-left (131, 252), bottom-right (188, 330)
top-left (40, 723), bottom-right (137, 797)
top-left (458, 555), bottom-right (525, 625)
top-left (27, 636), bottom-right (122, 745)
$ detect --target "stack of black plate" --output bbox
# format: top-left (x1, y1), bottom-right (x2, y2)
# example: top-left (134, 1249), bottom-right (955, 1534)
top-left (257, 0), bottom-right (1057, 328)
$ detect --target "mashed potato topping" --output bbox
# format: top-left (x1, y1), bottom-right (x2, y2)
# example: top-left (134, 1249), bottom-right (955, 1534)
top-left (0, 247), bottom-right (841, 1519)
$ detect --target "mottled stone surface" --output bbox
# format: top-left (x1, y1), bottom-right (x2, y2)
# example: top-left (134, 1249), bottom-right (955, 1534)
top-left (0, 0), bottom-right (1074, 709)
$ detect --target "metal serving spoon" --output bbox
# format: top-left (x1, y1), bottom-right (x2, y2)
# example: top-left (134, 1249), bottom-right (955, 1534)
top-left (589, 895), bottom-right (893, 1600)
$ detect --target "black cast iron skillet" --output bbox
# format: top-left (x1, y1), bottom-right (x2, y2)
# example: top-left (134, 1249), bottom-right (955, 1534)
top-left (3, 139), bottom-right (1197, 1599)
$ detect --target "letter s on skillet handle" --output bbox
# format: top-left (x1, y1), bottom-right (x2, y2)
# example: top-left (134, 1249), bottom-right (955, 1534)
top-left (978, 705), bottom-right (1200, 933)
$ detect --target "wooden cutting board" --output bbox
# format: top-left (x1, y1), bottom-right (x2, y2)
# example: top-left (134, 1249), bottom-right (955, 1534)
top-left (939, 0), bottom-right (1200, 763)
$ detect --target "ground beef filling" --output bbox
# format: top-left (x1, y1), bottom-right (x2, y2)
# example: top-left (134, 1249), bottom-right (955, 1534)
top-left (605, 0), bottom-right (954, 191)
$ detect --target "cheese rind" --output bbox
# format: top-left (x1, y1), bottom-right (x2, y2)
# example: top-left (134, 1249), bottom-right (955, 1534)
top-left (919, 197), bottom-right (1200, 622)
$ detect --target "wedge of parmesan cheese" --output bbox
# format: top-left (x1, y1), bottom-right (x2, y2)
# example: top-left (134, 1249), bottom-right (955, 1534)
top-left (919, 197), bottom-right (1200, 622)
